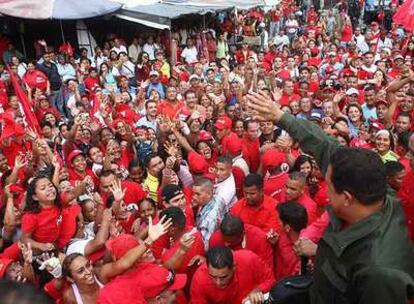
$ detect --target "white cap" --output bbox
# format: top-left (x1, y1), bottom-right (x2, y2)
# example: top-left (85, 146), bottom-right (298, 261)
top-left (346, 88), bottom-right (359, 96)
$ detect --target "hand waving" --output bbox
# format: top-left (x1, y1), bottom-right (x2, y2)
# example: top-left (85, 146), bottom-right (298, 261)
top-left (147, 215), bottom-right (172, 243)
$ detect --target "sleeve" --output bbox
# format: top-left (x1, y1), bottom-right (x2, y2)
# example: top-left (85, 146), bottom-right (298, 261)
top-left (278, 113), bottom-right (339, 175)
top-left (250, 252), bottom-right (275, 293)
top-left (190, 270), bottom-right (210, 304)
top-left (299, 210), bottom-right (330, 243)
top-left (21, 213), bottom-right (37, 234)
top-left (355, 266), bottom-right (414, 304)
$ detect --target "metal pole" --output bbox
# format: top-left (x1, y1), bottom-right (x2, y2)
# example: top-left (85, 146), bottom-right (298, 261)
top-left (60, 19), bottom-right (65, 43)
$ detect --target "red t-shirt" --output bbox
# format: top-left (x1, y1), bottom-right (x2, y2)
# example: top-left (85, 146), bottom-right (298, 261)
top-left (190, 250), bottom-right (274, 304)
top-left (398, 170), bottom-right (414, 241)
top-left (263, 173), bottom-right (289, 199)
top-left (157, 100), bottom-right (185, 119)
top-left (242, 137), bottom-right (260, 173)
top-left (21, 206), bottom-right (62, 243)
top-left (275, 231), bottom-right (300, 281)
top-left (56, 204), bottom-right (81, 249)
top-left (22, 70), bottom-right (48, 91)
top-left (277, 191), bottom-right (318, 224)
top-left (209, 224), bottom-right (274, 269)
top-left (230, 195), bottom-right (281, 233)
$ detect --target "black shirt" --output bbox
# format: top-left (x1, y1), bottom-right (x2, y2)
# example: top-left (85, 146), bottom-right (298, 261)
top-left (37, 62), bottom-right (62, 91)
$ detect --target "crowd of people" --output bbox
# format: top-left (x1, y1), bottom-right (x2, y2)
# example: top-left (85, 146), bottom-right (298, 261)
top-left (0, 0), bottom-right (413, 303)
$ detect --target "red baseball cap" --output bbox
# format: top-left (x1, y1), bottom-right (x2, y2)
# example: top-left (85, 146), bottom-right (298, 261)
top-left (349, 137), bottom-right (371, 149)
top-left (67, 150), bottom-right (84, 164)
top-left (224, 135), bottom-right (242, 156)
top-left (105, 234), bottom-right (139, 260)
top-left (214, 116), bottom-right (232, 130)
top-left (198, 130), bottom-right (212, 142)
top-left (188, 151), bottom-right (208, 174)
top-left (261, 148), bottom-right (286, 175)
top-left (0, 257), bottom-right (14, 278)
top-left (140, 264), bottom-right (187, 299)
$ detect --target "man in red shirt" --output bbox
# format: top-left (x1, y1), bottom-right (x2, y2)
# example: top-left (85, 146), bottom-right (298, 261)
top-left (190, 246), bottom-right (274, 304)
top-left (161, 184), bottom-right (195, 228)
top-left (262, 148), bottom-right (289, 198)
top-left (279, 79), bottom-right (300, 107)
top-left (157, 86), bottom-right (185, 119)
top-left (151, 207), bottom-right (205, 281)
top-left (275, 201), bottom-right (308, 282)
top-left (242, 120), bottom-right (260, 173)
top-left (214, 116), bottom-right (240, 156)
top-left (277, 171), bottom-right (318, 224)
top-left (209, 214), bottom-right (274, 269)
top-left (231, 173), bottom-right (281, 233)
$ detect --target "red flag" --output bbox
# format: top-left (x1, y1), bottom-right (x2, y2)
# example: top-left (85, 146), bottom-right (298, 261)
top-left (6, 65), bottom-right (41, 133)
top-left (393, 0), bottom-right (414, 32)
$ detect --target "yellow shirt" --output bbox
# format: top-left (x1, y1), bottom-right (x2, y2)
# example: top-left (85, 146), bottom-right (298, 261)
top-left (144, 173), bottom-right (159, 202)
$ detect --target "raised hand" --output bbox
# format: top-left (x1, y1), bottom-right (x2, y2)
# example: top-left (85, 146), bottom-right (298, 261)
top-left (19, 242), bottom-right (33, 264)
top-left (147, 215), bottom-right (172, 243)
top-left (247, 90), bottom-right (283, 122)
top-left (110, 180), bottom-right (126, 203)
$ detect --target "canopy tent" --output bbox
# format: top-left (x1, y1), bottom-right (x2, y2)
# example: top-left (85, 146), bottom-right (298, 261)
top-left (115, 2), bottom-right (230, 30)
top-left (0, 0), bottom-right (122, 19)
top-left (163, 0), bottom-right (265, 9)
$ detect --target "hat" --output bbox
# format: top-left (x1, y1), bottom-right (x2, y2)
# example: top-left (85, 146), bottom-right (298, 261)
top-left (67, 150), bottom-right (84, 164)
top-left (140, 264), bottom-right (187, 299)
top-left (259, 22), bottom-right (266, 28)
top-left (376, 99), bottom-right (388, 106)
top-left (349, 137), bottom-right (371, 149)
top-left (261, 148), bottom-right (286, 175)
top-left (309, 110), bottom-right (324, 122)
top-left (149, 70), bottom-right (159, 77)
top-left (189, 74), bottom-right (200, 81)
top-left (345, 88), bottom-right (359, 96)
top-left (393, 54), bottom-right (404, 61)
top-left (188, 151), bottom-right (208, 174)
top-left (225, 135), bottom-right (243, 156)
top-left (161, 184), bottom-right (183, 202)
top-left (328, 52), bottom-right (336, 57)
top-left (369, 121), bottom-right (385, 130)
top-left (0, 258), bottom-right (13, 278)
top-left (198, 130), bottom-right (212, 142)
top-left (325, 66), bottom-right (334, 74)
top-left (214, 116), bottom-right (232, 130)
top-left (105, 234), bottom-right (139, 260)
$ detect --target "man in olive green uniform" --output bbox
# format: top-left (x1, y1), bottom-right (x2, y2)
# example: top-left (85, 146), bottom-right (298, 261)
top-left (248, 90), bottom-right (414, 304)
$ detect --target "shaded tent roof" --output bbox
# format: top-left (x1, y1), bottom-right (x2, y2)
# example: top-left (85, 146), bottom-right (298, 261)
top-left (163, 0), bottom-right (265, 9)
top-left (116, 2), bottom-right (230, 29)
top-left (0, 0), bottom-right (122, 19)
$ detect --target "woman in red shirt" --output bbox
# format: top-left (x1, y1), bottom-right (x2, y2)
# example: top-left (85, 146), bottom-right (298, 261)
top-left (21, 176), bottom-right (62, 253)
top-left (22, 61), bottom-right (50, 94)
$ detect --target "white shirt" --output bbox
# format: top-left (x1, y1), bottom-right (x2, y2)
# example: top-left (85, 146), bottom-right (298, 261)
top-left (214, 174), bottom-right (237, 211)
top-left (143, 43), bottom-right (158, 61)
top-left (113, 60), bottom-right (135, 79)
top-left (111, 45), bottom-right (127, 54)
top-left (181, 46), bottom-right (198, 64)
top-left (128, 44), bottom-right (141, 63)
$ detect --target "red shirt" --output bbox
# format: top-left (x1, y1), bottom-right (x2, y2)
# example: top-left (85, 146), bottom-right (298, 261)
top-left (232, 166), bottom-right (245, 200)
top-left (277, 191), bottom-right (318, 224)
top-left (275, 231), bottom-right (300, 281)
top-left (190, 250), bottom-right (274, 304)
top-left (209, 224), bottom-right (274, 269)
top-left (299, 210), bottom-right (329, 243)
top-left (56, 204), bottom-right (81, 249)
top-left (21, 206), bottom-right (62, 243)
top-left (242, 137), bottom-right (260, 173)
top-left (230, 195), bottom-right (281, 233)
top-left (157, 100), bottom-right (185, 119)
top-left (398, 170), bottom-right (414, 241)
top-left (22, 70), bottom-right (48, 91)
top-left (279, 93), bottom-right (300, 107)
top-left (221, 132), bottom-right (239, 156)
top-left (101, 180), bottom-right (147, 208)
top-left (263, 173), bottom-right (289, 199)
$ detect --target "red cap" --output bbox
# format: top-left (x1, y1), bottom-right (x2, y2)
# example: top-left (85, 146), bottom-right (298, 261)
top-left (105, 234), bottom-right (139, 260)
top-left (214, 116), bottom-right (232, 130)
top-left (188, 151), bottom-right (208, 174)
top-left (261, 148), bottom-right (286, 175)
top-left (349, 137), bottom-right (371, 149)
top-left (224, 135), bottom-right (242, 156)
top-left (0, 257), bottom-right (13, 278)
top-left (198, 130), bottom-right (212, 142)
top-left (369, 121), bottom-right (385, 130)
top-left (67, 150), bottom-right (84, 164)
top-left (140, 264), bottom-right (187, 299)
top-left (376, 99), bottom-right (388, 106)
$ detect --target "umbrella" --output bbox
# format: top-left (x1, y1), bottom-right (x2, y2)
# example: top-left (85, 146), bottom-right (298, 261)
top-left (0, 0), bottom-right (122, 20)
top-left (393, 0), bottom-right (414, 32)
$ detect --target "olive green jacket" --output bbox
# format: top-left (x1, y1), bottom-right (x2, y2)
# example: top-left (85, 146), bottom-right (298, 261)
top-left (278, 113), bottom-right (414, 304)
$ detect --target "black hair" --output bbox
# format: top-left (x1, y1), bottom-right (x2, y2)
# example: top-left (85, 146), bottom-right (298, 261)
top-left (144, 99), bottom-right (157, 109)
top-left (288, 171), bottom-right (307, 184)
top-left (39, 120), bottom-right (53, 130)
top-left (0, 280), bottom-right (54, 304)
top-left (106, 194), bottom-right (117, 209)
top-left (159, 206), bottom-right (186, 229)
top-left (384, 161), bottom-right (405, 177)
top-left (184, 89), bottom-right (196, 99)
top-left (220, 214), bottom-right (244, 237)
top-left (243, 173), bottom-right (263, 190)
top-left (139, 198), bottom-right (157, 209)
top-left (397, 131), bottom-right (411, 151)
top-left (25, 176), bottom-right (61, 213)
top-left (329, 147), bottom-right (386, 205)
top-left (206, 246), bottom-right (234, 269)
top-left (291, 155), bottom-right (314, 173)
top-left (128, 158), bottom-right (144, 172)
top-left (62, 253), bottom-right (84, 278)
top-left (396, 111), bottom-right (412, 122)
top-left (217, 155), bottom-right (232, 166)
top-left (277, 201), bottom-right (308, 232)
top-left (99, 169), bottom-right (116, 179)
top-left (193, 176), bottom-right (214, 189)
top-left (243, 119), bottom-right (259, 130)
top-left (144, 152), bottom-right (161, 169)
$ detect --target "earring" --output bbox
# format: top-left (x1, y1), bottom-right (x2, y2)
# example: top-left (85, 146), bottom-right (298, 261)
top-left (344, 202), bottom-right (349, 207)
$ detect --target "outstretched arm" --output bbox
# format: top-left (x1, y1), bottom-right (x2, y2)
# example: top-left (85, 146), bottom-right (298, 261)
top-left (247, 91), bottom-right (339, 175)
